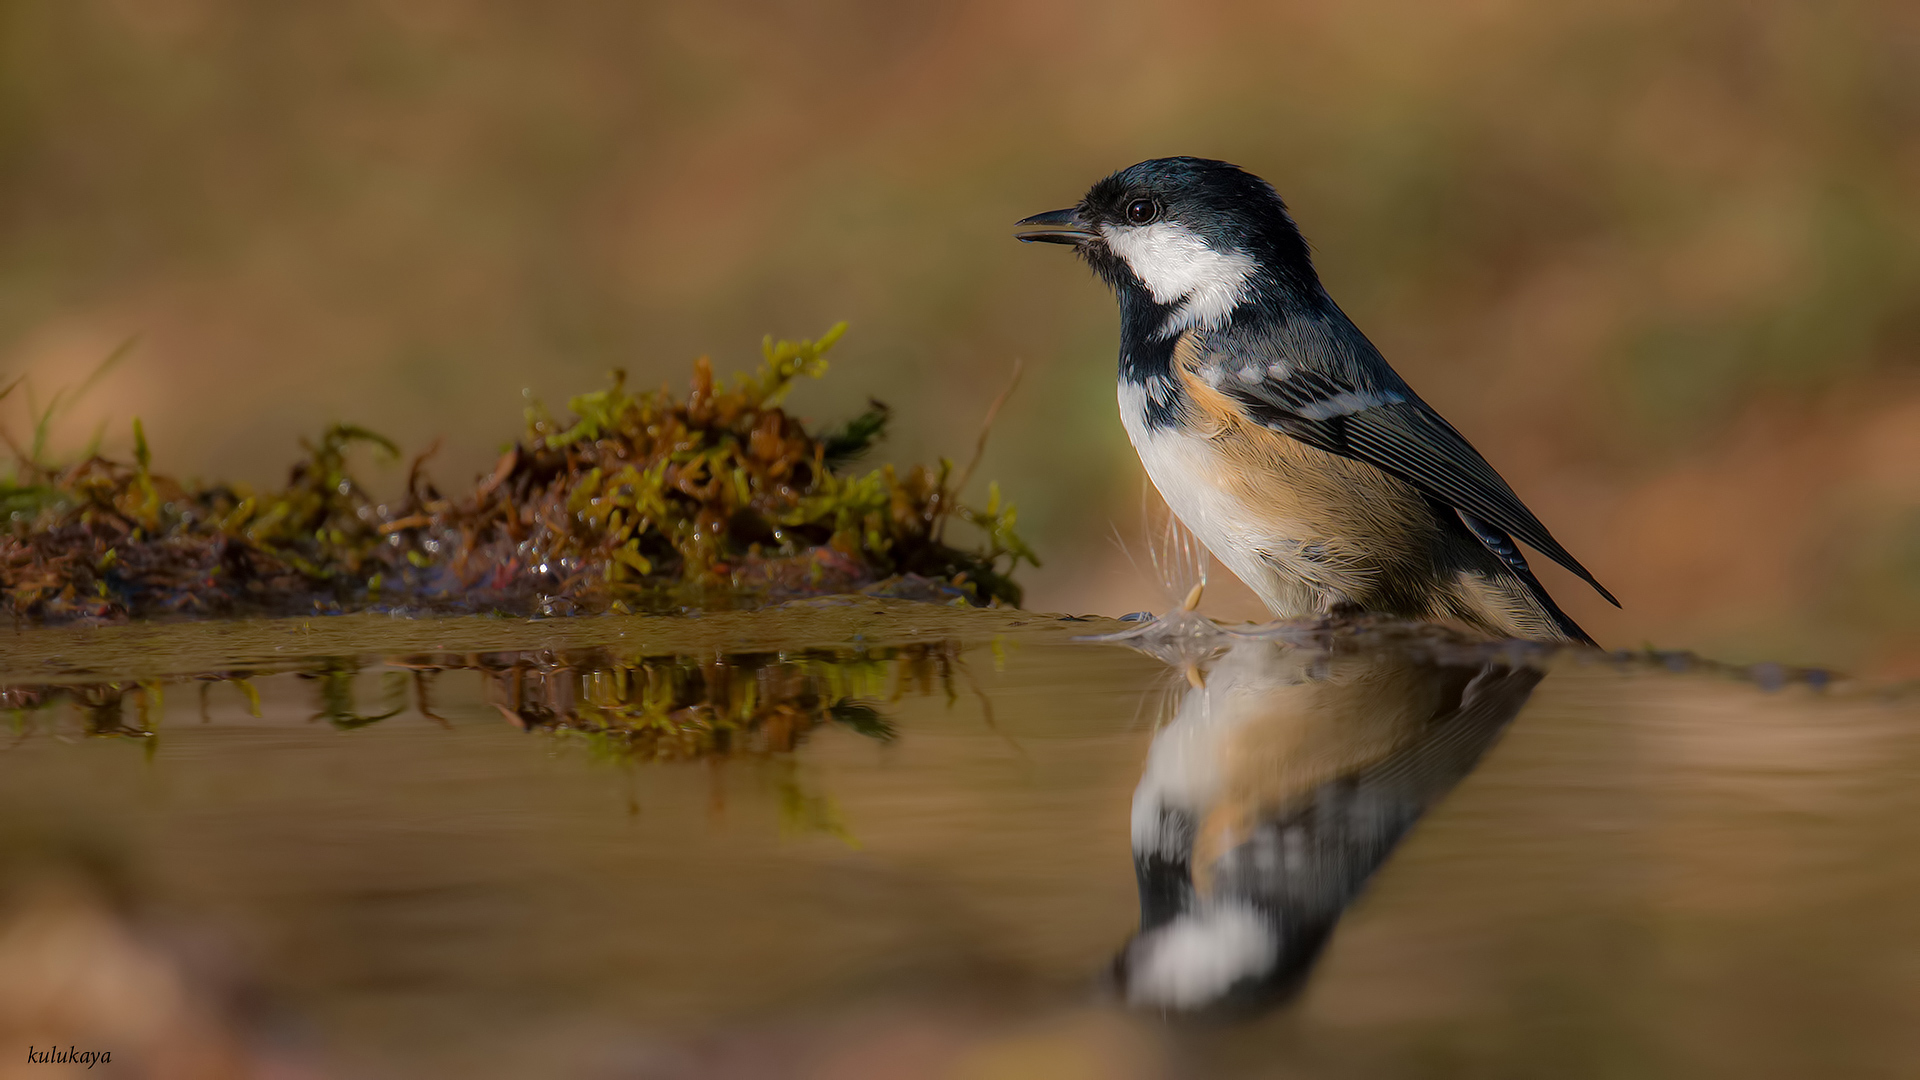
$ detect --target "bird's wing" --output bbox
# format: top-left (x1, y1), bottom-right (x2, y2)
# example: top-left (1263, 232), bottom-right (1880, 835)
top-left (1221, 364), bottom-right (1619, 607)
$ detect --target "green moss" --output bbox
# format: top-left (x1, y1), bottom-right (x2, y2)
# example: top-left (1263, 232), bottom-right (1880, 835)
top-left (0, 325), bottom-right (1036, 621)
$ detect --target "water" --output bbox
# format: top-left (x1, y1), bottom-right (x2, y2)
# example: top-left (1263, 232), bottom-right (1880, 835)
top-left (2, 602), bottom-right (1915, 1079)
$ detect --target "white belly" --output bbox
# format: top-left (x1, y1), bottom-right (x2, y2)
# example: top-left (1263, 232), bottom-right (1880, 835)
top-left (1118, 382), bottom-right (1320, 616)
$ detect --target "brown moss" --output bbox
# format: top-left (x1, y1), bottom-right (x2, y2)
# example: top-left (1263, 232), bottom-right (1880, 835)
top-left (0, 326), bottom-right (1035, 621)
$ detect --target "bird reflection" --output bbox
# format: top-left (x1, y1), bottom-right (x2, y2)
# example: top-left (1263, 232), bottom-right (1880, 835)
top-left (1110, 622), bottom-right (1543, 1017)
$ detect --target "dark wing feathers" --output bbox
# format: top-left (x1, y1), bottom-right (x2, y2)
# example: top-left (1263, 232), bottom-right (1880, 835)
top-left (1456, 510), bottom-right (1598, 645)
top-left (1225, 364), bottom-right (1620, 609)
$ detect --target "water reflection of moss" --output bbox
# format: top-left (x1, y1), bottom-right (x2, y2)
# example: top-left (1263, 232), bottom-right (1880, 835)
top-left (472, 647), bottom-right (913, 762)
top-left (3, 681), bottom-right (163, 765)
top-left (2, 641), bottom-right (978, 768)
top-left (303, 660), bottom-right (409, 730)
top-left (1, 326), bottom-right (1036, 621)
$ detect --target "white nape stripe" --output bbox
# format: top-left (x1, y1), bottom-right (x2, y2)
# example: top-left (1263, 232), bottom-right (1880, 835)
top-left (1101, 221), bottom-right (1256, 338)
top-left (1126, 903), bottom-right (1279, 1009)
top-left (1290, 388), bottom-right (1405, 421)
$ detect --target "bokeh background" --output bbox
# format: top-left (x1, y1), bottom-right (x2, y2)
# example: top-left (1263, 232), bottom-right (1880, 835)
top-left (4, 0), bottom-right (1919, 674)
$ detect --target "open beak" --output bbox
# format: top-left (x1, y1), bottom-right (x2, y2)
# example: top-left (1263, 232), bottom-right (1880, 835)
top-left (1014, 207), bottom-right (1096, 245)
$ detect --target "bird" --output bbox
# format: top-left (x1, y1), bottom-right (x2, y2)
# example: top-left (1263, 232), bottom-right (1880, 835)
top-left (1016, 157), bottom-right (1617, 644)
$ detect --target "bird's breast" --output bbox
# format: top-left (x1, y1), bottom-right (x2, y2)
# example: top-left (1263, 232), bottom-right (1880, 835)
top-left (1117, 337), bottom-right (1442, 614)
top-left (1119, 376), bottom-right (1311, 611)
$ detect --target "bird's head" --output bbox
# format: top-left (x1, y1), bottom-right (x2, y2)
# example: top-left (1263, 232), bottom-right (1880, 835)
top-left (1016, 157), bottom-right (1320, 337)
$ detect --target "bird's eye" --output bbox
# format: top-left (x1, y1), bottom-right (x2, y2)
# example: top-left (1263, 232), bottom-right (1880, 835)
top-left (1124, 198), bottom-right (1158, 225)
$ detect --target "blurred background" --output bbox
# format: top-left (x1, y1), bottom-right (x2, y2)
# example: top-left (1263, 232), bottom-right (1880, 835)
top-left (3, 0), bottom-right (1919, 674)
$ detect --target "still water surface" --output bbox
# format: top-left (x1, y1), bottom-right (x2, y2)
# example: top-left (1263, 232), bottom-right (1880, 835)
top-left (2, 602), bottom-right (1915, 1079)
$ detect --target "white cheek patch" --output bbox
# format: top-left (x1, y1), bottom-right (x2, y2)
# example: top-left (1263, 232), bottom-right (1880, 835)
top-left (1101, 221), bottom-right (1257, 337)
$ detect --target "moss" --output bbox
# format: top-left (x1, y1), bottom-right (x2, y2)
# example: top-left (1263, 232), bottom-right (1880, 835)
top-left (0, 325), bottom-right (1036, 621)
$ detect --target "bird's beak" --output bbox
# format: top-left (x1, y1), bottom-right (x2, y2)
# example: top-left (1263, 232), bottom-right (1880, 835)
top-left (1014, 207), bottom-right (1096, 245)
